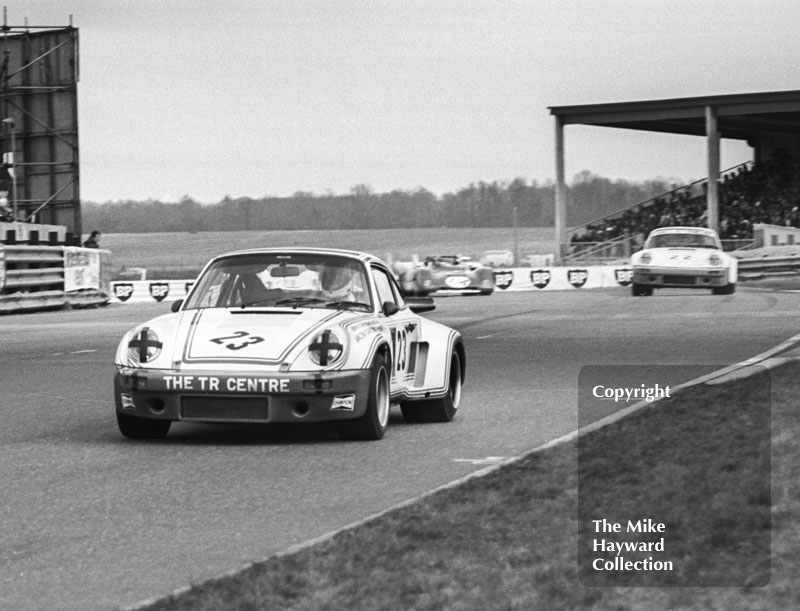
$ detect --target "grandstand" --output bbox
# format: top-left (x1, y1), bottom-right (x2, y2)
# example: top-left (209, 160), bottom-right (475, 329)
top-left (550, 90), bottom-right (800, 263)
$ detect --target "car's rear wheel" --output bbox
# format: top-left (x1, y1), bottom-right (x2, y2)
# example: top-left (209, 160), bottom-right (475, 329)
top-left (631, 283), bottom-right (653, 296)
top-left (117, 412), bottom-right (171, 439)
top-left (401, 350), bottom-right (462, 423)
top-left (336, 354), bottom-right (390, 441)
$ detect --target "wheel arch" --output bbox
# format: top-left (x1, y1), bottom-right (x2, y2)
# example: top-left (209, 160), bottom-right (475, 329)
top-left (377, 340), bottom-right (392, 372)
top-left (453, 338), bottom-right (466, 385)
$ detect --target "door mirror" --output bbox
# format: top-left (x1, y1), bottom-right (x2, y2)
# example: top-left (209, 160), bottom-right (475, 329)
top-left (171, 299), bottom-right (183, 313)
top-left (382, 301), bottom-right (399, 316)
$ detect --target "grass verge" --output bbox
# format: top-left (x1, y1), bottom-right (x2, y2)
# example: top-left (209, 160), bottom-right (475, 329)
top-left (136, 362), bottom-right (798, 611)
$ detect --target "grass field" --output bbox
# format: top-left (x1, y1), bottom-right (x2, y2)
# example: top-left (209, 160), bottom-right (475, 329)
top-left (135, 361), bottom-right (796, 611)
top-left (102, 228), bottom-right (556, 279)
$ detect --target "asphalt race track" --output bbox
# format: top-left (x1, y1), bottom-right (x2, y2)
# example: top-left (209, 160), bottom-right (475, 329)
top-left (2, 287), bottom-right (799, 610)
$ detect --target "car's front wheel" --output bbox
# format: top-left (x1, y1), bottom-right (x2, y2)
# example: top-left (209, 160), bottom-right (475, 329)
top-left (631, 283), bottom-right (653, 296)
top-left (117, 412), bottom-right (171, 439)
top-left (336, 354), bottom-right (390, 441)
top-left (401, 350), bottom-right (462, 423)
top-left (713, 282), bottom-right (736, 295)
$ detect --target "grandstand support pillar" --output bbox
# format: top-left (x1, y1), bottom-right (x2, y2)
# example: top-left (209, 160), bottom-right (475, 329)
top-left (554, 115), bottom-right (567, 262)
top-left (706, 105), bottom-right (720, 233)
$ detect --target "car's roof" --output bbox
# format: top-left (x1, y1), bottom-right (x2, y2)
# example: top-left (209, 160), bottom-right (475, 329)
top-left (648, 226), bottom-right (719, 236)
top-left (211, 247), bottom-right (388, 265)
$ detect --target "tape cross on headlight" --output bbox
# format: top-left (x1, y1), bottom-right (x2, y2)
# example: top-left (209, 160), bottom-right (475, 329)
top-left (309, 329), bottom-right (343, 366)
top-left (128, 327), bottom-right (163, 363)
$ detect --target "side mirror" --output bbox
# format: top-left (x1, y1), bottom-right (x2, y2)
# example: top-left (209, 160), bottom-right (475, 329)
top-left (171, 299), bottom-right (183, 313)
top-left (406, 297), bottom-right (435, 313)
top-left (382, 301), bottom-right (399, 316)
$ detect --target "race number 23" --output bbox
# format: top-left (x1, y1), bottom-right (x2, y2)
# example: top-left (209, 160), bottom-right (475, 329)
top-left (391, 327), bottom-right (409, 372)
top-left (211, 331), bottom-right (265, 351)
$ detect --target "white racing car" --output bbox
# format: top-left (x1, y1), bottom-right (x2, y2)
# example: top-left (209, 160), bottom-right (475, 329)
top-left (630, 227), bottom-right (737, 296)
top-left (114, 248), bottom-right (465, 441)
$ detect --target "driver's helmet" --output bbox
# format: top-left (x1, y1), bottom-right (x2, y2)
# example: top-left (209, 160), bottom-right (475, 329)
top-left (320, 264), bottom-right (355, 293)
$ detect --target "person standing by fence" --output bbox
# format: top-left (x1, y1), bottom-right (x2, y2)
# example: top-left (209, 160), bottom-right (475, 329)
top-left (83, 230), bottom-right (101, 248)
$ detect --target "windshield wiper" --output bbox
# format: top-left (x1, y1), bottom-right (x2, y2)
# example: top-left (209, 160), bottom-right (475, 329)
top-left (273, 297), bottom-right (328, 308)
top-left (325, 300), bottom-right (372, 311)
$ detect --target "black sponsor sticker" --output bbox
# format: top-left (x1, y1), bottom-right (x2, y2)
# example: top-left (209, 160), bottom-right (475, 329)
top-left (530, 269), bottom-right (551, 289)
top-left (568, 269), bottom-right (589, 288)
top-left (615, 268), bottom-right (634, 287)
top-left (114, 283), bottom-right (134, 302)
top-left (493, 270), bottom-right (514, 290)
top-left (149, 282), bottom-right (170, 302)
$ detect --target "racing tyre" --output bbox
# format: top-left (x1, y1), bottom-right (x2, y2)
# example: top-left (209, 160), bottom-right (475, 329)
top-left (117, 412), bottom-right (171, 439)
top-left (401, 350), bottom-right (462, 423)
top-left (631, 283), bottom-right (653, 297)
top-left (713, 282), bottom-right (736, 295)
top-left (336, 354), bottom-right (390, 441)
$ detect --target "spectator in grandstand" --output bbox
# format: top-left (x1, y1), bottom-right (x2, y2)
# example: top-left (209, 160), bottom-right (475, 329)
top-left (83, 230), bottom-right (101, 248)
top-left (570, 151), bottom-right (800, 247)
top-left (0, 193), bottom-right (12, 221)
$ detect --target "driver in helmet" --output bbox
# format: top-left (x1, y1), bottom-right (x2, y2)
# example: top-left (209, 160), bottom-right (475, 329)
top-left (320, 263), bottom-right (358, 301)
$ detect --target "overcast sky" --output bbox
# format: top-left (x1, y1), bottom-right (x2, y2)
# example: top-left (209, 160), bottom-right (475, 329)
top-left (5, 0), bottom-right (799, 202)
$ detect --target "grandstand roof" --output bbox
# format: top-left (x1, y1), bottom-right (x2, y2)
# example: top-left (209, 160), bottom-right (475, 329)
top-left (549, 89), bottom-right (800, 141)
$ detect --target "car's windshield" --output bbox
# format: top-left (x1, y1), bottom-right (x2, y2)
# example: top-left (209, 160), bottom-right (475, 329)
top-left (646, 233), bottom-right (719, 249)
top-left (183, 253), bottom-right (372, 310)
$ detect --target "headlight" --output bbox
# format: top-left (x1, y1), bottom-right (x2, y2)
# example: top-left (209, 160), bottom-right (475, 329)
top-left (127, 327), bottom-right (162, 363)
top-left (639, 252), bottom-right (652, 264)
top-left (709, 253), bottom-right (721, 266)
top-left (308, 329), bottom-right (345, 366)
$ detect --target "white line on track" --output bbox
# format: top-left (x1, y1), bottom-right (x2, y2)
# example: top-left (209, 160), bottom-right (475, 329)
top-left (453, 456), bottom-right (507, 465)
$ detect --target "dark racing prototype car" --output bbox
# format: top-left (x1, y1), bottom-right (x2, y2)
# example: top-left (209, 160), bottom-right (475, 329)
top-left (400, 255), bottom-right (495, 296)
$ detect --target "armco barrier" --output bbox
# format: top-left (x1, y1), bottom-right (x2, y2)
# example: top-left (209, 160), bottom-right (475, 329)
top-left (737, 254), bottom-right (800, 277)
top-left (0, 244), bottom-right (110, 313)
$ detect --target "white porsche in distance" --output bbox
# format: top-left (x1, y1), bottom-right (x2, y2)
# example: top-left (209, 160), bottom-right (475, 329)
top-left (630, 227), bottom-right (738, 296)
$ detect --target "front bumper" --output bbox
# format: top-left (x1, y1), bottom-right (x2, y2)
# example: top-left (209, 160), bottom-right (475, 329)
top-left (632, 266), bottom-right (729, 288)
top-left (114, 368), bottom-right (371, 423)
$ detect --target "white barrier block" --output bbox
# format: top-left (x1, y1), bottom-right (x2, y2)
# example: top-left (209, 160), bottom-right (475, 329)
top-left (110, 266), bottom-right (635, 305)
top-left (110, 280), bottom-right (194, 303)
top-left (491, 266), bottom-right (634, 292)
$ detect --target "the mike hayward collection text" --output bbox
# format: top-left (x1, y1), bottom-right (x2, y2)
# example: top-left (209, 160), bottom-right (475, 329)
top-left (591, 519), bottom-right (674, 572)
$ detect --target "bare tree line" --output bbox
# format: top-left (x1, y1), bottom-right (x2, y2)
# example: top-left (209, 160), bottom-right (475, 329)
top-left (83, 173), bottom-right (675, 233)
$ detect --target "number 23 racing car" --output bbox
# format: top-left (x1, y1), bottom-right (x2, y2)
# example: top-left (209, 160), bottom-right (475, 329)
top-left (114, 248), bottom-right (465, 441)
top-left (630, 227), bottom-right (738, 296)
